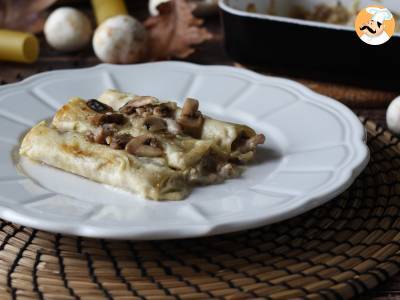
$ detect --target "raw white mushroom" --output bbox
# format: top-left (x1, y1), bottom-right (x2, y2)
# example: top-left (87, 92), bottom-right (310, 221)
top-left (44, 7), bottom-right (92, 52)
top-left (92, 15), bottom-right (147, 64)
top-left (387, 96), bottom-right (400, 134)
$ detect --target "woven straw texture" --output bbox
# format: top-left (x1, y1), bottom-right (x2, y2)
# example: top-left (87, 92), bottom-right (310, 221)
top-left (0, 118), bottom-right (399, 300)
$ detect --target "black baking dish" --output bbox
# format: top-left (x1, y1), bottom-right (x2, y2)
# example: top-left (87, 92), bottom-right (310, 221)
top-left (219, 0), bottom-right (400, 88)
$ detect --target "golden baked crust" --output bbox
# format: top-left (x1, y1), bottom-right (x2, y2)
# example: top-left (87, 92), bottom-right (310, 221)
top-left (20, 121), bottom-right (189, 200)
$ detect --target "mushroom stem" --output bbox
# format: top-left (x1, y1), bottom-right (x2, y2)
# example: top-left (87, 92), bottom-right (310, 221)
top-left (181, 98), bottom-right (199, 117)
top-left (177, 98), bottom-right (204, 138)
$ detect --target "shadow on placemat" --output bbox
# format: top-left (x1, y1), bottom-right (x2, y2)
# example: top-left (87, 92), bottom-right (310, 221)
top-left (0, 118), bottom-right (400, 299)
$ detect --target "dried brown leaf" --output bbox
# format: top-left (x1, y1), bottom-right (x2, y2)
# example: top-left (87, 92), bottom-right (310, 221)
top-left (0, 0), bottom-right (57, 33)
top-left (144, 0), bottom-right (212, 60)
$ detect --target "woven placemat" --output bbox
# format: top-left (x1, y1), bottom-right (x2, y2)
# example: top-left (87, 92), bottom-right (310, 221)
top-left (0, 118), bottom-right (399, 300)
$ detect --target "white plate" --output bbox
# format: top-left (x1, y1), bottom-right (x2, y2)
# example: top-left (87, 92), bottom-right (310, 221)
top-left (0, 62), bottom-right (369, 240)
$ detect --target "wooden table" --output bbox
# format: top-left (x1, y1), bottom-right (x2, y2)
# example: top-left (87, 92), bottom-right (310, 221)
top-left (0, 7), bottom-right (398, 299)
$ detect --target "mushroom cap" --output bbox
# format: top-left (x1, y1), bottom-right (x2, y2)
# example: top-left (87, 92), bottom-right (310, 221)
top-left (126, 135), bottom-right (164, 157)
top-left (120, 96), bottom-right (159, 114)
top-left (387, 96), bottom-right (400, 134)
top-left (87, 99), bottom-right (113, 113)
top-left (153, 102), bottom-right (177, 118)
top-left (93, 15), bottom-right (148, 64)
top-left (44, 7), bottom-right (92, 52)
top-left (89, 113), bottom-right (126, 126)
top-left (181, 98), bottom-right (199, 117)
top-left (110, 133), bottom-right (133, 149)
top-left (143, 116), bottom-right (167, 132)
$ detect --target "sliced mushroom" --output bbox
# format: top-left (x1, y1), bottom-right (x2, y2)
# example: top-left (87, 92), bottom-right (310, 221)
top-left (109, 133), bottom-right (133, 149)
top-left (153, 102), bottom-right (177, 118)
top-left (177, 98), bottom-right (204, 138)
top-left (90, 123), bottom-right (118, 144)
top-left (143, 116), bottom-right (167, 132)
top-left (178, 116), bottom-right (203, 138)
top-left (232, 132), bottom-right (265, 153)
top-left (126, 135), bottom-right (164, 157)
top-left (92, 127), bottom-right (108, 144)
top-left (102, 123), bottom-right (118, 135)
top-left (133, 96), bottom-right (158, 107)
top-left (89, 113), bottom-right (126, 126)
top-left (136, 106), bottom-right (154, 117)
top-left (119, 96), bottom-right (158, 114)
top-left (181, 98), bottom-right (199, 116)
top-left (86, 99), bottom-right (113, 113)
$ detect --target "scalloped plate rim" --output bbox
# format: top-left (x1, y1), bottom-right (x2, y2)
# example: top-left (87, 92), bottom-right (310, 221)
top-left (0, 62), bottom-right (369, 240)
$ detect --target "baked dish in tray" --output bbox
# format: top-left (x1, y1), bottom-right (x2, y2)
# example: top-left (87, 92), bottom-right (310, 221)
top-left (20, 90), bottom-right (265, 200)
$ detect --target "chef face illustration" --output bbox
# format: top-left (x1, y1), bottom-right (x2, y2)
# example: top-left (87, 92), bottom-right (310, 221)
top-left (360, 19), bottom-right (386, 37)
top-left (355, 6), bottom-right (395, 46)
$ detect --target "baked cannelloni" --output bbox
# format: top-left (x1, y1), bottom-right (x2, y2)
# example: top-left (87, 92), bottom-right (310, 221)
top-left (20, 90), bottom-right (265, 200)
